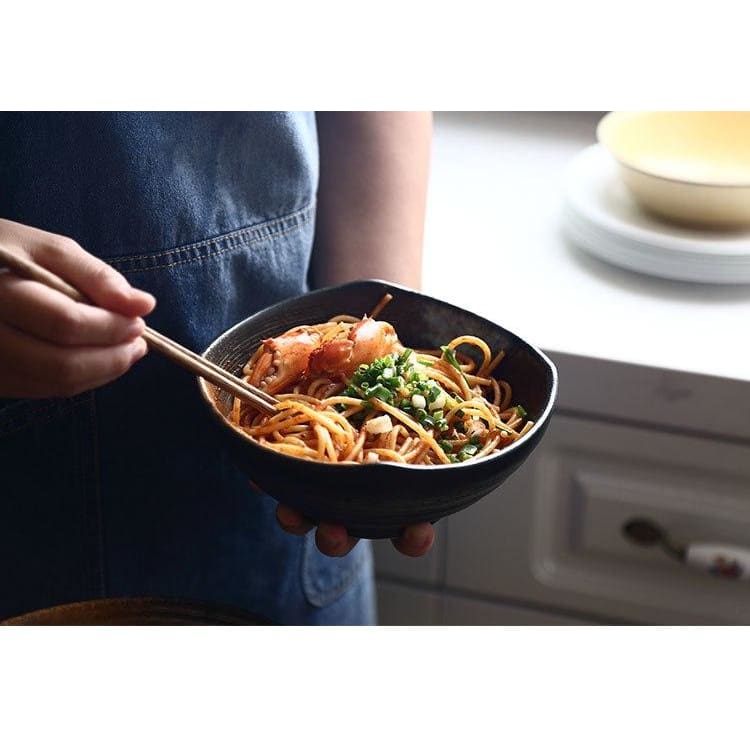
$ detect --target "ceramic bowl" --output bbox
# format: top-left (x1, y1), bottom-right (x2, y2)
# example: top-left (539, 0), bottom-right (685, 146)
top-left (597, 111), bottom-right (750, 228)
top-left (198, 280), bottom-right (557, 539)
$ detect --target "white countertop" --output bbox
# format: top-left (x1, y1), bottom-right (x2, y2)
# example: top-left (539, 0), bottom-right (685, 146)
top-left (422, 112), bottom-right (750, 383)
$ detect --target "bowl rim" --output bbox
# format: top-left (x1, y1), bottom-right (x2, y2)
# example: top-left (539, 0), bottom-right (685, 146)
top-left (197, 279), bottom-right (558, 473)
top-left (596, 111), bottom-right (750, 190)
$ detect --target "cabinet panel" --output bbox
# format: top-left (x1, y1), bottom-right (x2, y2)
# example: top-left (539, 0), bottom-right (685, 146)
top-left (375, 581), bottom-right (591, 625)
top-left (441, 594), bottom-right (590, 625)
top-left (551, 352), bottom-right (750, 443)
top-left (376, 582), bottom-right (441, 625)
top-left (446, 415), bottom-right (750, 624)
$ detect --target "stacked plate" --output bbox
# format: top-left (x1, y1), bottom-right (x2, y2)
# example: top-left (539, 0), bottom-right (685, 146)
top-left (562, 145), bottom-right (750, 284)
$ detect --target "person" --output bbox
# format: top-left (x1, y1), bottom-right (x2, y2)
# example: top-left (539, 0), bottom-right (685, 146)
top-left (0, 111), bottom-right (433, 625)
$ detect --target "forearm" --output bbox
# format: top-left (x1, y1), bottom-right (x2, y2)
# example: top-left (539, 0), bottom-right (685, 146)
top-left (310, 111), bottom-right (432, 290)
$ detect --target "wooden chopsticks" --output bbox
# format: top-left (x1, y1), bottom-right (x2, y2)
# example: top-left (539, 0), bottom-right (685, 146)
top-left (0, 246), bottom-right (278, 416)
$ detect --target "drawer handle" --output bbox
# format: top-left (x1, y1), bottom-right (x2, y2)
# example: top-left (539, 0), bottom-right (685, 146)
top-left (623, 518), bottom-right (750, 581)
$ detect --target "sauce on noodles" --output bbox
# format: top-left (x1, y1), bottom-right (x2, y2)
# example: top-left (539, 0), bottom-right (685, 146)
top-left (229, 299), bottom-right (533, 465)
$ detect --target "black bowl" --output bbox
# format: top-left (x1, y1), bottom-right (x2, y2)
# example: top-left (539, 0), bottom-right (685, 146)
top-left (198, 280), bottom-right (557, 539)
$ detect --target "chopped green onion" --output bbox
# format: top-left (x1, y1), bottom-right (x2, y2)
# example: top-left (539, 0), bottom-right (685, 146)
top-left (458, 443), bottom-right (479, 461)
top-left (441, 346), bottom-right (470, 385)
top-left (515, 405), bottom-right (528, 419)
top-left (397, 349), bottom-right (413, 368)
top-left (365, 384), bottom-right (393, 403)
top-left (440, 346), bottom-right (460, 369)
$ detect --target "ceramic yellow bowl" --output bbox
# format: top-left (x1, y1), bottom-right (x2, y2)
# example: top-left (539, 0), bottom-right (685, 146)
top-left (597, 111), bottom-right (750, 228)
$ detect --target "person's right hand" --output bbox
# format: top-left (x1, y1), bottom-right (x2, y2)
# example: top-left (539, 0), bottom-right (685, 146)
top-left (0, 218), bottom-right (156, 399)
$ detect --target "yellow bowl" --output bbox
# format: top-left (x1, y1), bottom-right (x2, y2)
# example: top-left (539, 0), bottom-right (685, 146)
top-left (597, 111), bottom-right (750, 229)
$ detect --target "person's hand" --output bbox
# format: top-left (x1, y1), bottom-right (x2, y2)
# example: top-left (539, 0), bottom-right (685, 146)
top-left (0, 218), bottom-right (156, 398)
top-left (276, 503), bottom-right (435, 558)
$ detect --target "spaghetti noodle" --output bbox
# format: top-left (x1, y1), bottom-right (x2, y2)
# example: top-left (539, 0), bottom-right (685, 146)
top-left (229, 298), bottom-right (533, 465)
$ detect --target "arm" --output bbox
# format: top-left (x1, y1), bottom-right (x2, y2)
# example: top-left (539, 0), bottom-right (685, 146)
top-left (309, 111), bottom-right (431, 290)
top-left (277, 112), bottom-right (434, 558)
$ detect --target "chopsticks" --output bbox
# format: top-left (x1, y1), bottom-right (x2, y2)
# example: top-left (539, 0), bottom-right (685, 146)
top-left (0, 246), bottom-right (278, 416)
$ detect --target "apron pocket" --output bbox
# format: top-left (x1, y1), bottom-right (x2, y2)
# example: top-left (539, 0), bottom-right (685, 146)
top-left (301, 532), bottom-right (368, 609)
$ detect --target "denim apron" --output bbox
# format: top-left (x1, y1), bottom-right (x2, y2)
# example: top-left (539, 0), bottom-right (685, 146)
top-left (0, 112), bottom-right (375, 624)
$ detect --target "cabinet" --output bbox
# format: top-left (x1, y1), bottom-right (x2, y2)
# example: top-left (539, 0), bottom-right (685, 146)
top-left (376, 355), bottom-right (750, 625)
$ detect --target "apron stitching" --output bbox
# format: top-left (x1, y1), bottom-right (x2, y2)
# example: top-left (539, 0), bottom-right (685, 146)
top-left (120, 216), bottom-right (314, 274)
top-left (107, 202), bottom-right (315, 267)
top-left (107, 203), bottom-right (314, 262)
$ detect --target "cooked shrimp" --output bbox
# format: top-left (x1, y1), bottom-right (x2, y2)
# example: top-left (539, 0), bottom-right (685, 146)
top-left (309, 318), bottom-right (401, 378)
top-left (249, 317), bottom-right (402, 394)
top-left (248, 329), bottom-right (321, 395)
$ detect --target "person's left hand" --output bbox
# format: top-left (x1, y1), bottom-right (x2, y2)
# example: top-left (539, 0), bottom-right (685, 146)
top-left (276, 504), bottom-right (434, 558)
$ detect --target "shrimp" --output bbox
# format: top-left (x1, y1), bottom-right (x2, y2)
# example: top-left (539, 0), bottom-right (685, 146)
top-left (248, 328), bottom-right (322, 395)
top-left (309, 317), bottom-right (401, 377)
top-left (249, 317), bottom-right (402, 394)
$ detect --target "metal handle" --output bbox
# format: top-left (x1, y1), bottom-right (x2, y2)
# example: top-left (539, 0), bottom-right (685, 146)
top-left (622, 518), bottom-right (750, 581)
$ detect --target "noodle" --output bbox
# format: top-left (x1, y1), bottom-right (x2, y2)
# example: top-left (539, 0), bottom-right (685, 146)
top-left (228, 296), bottom-right (534, 465)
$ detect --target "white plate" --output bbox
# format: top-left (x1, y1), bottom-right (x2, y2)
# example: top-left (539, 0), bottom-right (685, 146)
top-left (562, 145), bottom-right (750, 284)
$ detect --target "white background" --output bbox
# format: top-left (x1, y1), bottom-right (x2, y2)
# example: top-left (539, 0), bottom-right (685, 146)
top-left (2, 1), bottom-right (749, 748)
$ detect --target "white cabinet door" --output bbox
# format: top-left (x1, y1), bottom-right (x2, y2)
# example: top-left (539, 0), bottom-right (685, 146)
top-left (445, 415), bottom-right (750, 624)
top-left (376, 582), bottom-right (442, 625)
top-left (441, 593), bottom-right (590, 625)
top-left (376, 581), bottom-right (590, 624)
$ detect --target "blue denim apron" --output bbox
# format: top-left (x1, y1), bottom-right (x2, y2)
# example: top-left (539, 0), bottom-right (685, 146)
top-left (0, 112), bottom-right (375, 624)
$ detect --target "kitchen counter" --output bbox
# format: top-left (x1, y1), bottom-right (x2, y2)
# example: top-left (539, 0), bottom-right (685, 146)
top-left (422, 111), bottom-right (750, 383)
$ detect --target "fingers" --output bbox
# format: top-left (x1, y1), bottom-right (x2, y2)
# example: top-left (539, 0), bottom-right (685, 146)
top-left (0, 321), bottom-right (148, 398)
top-left (275, 504), bottom-right (435, 558)
top-left (26, 233), bottom-right (156, 318)
top-left (276, 505), bottom-right (315, 535)
top-left (276, 505), bottom-right (359, 557)
top-left (0, 275), bottom-right (145, 347)
top-left (391, 523), bottom-right (434, 557)
top-left (315, 524), bottom-right (359, 557)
